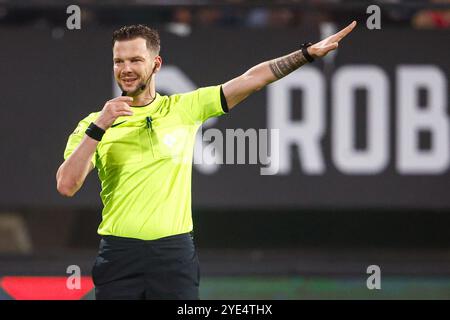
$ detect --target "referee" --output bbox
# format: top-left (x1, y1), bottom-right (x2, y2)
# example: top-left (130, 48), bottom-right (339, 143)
top-left (56, 22), bottom-right (356, 300)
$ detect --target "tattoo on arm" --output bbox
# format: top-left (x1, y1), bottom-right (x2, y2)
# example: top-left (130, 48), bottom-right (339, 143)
top-left (269, 50), bottom-right (309, 79)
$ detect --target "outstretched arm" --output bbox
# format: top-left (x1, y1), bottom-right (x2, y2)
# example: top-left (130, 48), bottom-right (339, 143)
top-left (222, 21), bottom-right (357, 110)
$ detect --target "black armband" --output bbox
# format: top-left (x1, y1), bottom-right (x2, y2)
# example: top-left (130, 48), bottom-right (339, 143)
top-left (301, 42), bottom-right (315, 63)
top-left (85, 122), bottom-right (105, 141)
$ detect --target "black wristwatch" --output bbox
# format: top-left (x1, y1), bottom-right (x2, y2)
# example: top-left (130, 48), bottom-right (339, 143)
top-left (301, 42), bottom-right (315, 63)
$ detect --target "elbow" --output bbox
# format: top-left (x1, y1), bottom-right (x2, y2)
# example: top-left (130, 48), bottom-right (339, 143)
top-left (250, 75), bottom-right (268, 92)
top-left (251, 80), bottom-right (264, 92)
top-left (57, 184), bottom-right (76, 197)
top-left (57, 180), bottom-right (77, 197)
top-left (56, 167), bottom-right (77, 197)
top-left (242, 71), bottom-right (269, 92)
top-left (254, 83), bottom-right (265, 92)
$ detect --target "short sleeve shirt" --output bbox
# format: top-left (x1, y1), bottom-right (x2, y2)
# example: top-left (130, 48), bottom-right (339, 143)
top-left (64, 85), bottom-right (226, 240)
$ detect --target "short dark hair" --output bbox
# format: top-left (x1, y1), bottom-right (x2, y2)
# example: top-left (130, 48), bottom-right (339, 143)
top-left (112, 24), bottom-right (160, 54)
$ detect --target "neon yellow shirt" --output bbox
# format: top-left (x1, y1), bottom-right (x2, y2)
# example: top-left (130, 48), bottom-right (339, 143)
top-left (64, 85), bottom-right (226, 240)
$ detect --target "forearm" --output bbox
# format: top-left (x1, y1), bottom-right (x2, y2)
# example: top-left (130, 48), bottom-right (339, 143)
top-left (223, 21), bottom-right (356, 110)
top-left (268, 47), bottom-right (312, 80)
top-left (56, 135), bottom-right (98, 197)
top-left (222, 47), bottom-right (312, 109)
top-left (251, 48), bottom-right (311, 83)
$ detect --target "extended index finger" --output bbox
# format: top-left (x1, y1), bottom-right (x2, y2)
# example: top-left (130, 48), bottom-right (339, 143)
top-left (112, 96), bottom-right (134, 102)
top-left (332, 20), bottom-right (357, 42)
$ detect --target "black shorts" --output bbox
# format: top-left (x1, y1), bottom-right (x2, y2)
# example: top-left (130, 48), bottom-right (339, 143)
top-left (91, 232), bottom-right (200, 300)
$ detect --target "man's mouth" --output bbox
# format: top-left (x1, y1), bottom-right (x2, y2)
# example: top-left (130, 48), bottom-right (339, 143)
top-left (122, 77), bottom-right (138, 86)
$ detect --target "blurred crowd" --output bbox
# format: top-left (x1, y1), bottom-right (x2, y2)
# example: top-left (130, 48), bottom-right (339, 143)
top-left (171, 0), bottom-right (450, 29)
top-left (0, 0), bottom-right (449, 29)
top-left (166, 0), bottom-right (450, 30)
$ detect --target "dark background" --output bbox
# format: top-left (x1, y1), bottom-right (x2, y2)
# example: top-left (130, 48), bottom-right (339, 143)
top-left (0, 0), bottom-right (449, 299)
top-left (1, 27), bottom-right (449, 209)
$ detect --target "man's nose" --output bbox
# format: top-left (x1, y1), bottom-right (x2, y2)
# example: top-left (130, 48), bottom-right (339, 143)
top-left (122, 61), bottom-right (133, 73)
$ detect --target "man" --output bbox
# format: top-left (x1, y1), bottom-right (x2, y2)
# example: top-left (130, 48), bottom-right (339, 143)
top-left (56, 22), bottom-right (356, 300)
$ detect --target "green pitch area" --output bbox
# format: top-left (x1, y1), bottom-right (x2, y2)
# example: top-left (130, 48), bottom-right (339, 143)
top-left (200, 276), bottom-right (450, 300)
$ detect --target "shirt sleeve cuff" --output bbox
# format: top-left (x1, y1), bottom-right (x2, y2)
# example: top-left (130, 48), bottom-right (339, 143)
top-left (220, 85), bottom-right (229, 113)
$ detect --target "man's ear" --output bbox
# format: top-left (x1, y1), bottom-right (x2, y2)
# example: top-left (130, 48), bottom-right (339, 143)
top-left (154, 55), bottom-right (163, 73)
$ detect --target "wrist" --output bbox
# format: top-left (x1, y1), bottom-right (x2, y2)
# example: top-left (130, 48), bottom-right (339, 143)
top-left (85, 122), bottom-right (106, 141)
top-left (301, 42), bottom-right (315, 62)
top-left (306, 46), bottom-right (316, 59)
top-left (93, 120), bottom-right (108, 131)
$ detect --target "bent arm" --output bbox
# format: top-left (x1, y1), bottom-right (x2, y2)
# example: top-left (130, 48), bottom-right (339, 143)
top-left (56, 96), bottom-right (134, 197)
top-left (56, 136), bottom-right (97, 197)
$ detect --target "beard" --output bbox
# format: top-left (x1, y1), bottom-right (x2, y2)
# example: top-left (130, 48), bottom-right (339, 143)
top-left (118, 81), bottom-right (145, 97)
top-left (117, 69), bottom-right (153, 96)
top-left (117, 74), bottom-right (145, 96)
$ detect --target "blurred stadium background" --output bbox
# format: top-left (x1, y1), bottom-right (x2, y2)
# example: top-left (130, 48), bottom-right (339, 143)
top-left (0, 0), bottom-right (449, 299)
